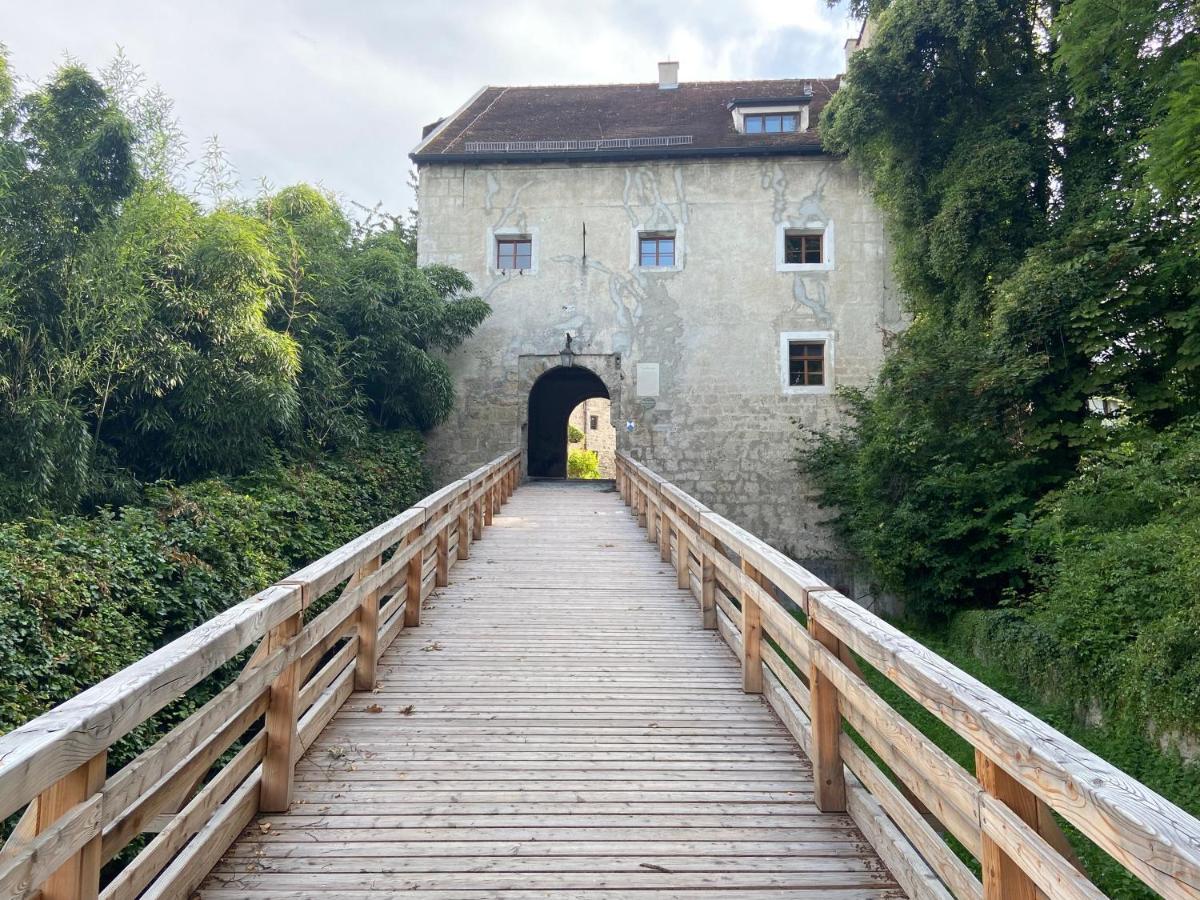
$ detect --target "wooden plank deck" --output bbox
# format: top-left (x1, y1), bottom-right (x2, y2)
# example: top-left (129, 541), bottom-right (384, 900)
top-left (200, 480), bottom-right (902, 899)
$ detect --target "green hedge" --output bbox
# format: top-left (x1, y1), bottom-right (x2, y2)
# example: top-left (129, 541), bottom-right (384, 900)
top-left (0, 431), bottom-right (427, 758)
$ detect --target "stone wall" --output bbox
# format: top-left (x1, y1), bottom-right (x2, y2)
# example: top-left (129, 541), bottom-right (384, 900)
top-left (417, 154), bottom-right (903, 573)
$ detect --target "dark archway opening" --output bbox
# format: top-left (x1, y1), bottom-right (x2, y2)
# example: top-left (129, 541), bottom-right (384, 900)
top-left (527, 366), bottom-right (610, 478)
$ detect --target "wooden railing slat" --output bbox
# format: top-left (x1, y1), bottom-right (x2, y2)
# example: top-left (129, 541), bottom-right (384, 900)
top-left (0, 793), bottom-right (102, 900)
top-left (0, 583), bottom-right (298, 821)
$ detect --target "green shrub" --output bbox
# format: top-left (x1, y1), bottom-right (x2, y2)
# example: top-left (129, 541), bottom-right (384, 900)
top-left (567, 424), bottom-right (584, 444)
top-left (567, 448), bottom-right (601, 479)
top-left (0, 430), bottom-right (426, 764)
top-left (1013, 417), bottom-right (1200, 735)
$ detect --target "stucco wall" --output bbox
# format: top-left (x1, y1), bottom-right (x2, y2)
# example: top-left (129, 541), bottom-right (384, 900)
top-left (417, 154), bottom-right (903, 574)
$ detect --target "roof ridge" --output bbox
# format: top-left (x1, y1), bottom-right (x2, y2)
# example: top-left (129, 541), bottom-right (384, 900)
top-left (482, 76), bottom-right (840, 90)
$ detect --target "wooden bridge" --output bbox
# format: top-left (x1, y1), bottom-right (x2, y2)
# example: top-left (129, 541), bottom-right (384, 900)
top-left (2, 450), bottom-right (1199, 899)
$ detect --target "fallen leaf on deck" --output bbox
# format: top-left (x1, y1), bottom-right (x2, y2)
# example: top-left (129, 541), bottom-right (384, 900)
top-left (365, 703), bottom-right (384, 713)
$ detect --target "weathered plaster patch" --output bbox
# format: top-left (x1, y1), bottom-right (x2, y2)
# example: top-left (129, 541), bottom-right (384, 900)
top-left (790, 277), bottom-right (834, 329)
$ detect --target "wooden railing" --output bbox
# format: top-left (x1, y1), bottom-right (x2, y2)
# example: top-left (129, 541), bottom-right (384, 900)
top-left (616, 452), bottom-right (1200, 900)
top-left (0, 450), bottom-right (521, 900)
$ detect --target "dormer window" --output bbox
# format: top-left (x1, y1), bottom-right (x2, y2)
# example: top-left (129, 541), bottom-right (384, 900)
top-left (729, 98), bottom-right (810, 135)
top-left (744, 113), bottom-right (798, 134)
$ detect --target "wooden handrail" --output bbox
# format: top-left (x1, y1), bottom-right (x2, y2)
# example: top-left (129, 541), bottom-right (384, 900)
top-left (616, 452), bottom-right (1200, 900)
top-left (0, 449), bottom-right (522, 900)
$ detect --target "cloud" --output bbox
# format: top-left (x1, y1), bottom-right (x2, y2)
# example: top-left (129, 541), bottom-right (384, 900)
top-left (4, 1), bottom-right (859, 212)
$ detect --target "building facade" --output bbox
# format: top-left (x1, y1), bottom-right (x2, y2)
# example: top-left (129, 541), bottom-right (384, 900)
top-left (568, 397), bottom-right (617, 478)
top-left (413, 63), bottom-right (903, 582)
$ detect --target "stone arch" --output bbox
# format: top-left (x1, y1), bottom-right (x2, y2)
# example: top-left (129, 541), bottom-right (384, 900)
top-left (526, 365), bottom-right (611, 478)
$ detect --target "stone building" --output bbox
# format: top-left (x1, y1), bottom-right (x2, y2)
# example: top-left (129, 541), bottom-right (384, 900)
top-left (567, 397), bottom-right (617, 478)
top-left (412, 61), bottom-right (903, 582)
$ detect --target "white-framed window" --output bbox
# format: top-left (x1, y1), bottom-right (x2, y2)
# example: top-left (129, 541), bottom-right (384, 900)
top-left (630, 224), bottom-right (684, 271)
top-left (777, 221), bottom-right (834, 272)
top-left (780, 331), bottom-right (834, 395)
top-left (732, 104), bottom-right (810, 134)
top-left (487, 226), bottom-right (540, 274)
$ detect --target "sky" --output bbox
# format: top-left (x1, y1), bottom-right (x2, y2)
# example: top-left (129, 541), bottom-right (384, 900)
top-left (4, 1), bottom-right (861, 213)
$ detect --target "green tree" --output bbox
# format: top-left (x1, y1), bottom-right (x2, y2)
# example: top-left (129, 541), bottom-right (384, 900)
top-left (0, 49), bottom-right (491, 517)
top-left (801, 0), bottom-right (1200, 614)
top-left (0, 58), bottom-right (138, 512)
top-left (71, 187), bottom-right (300, 479)
top-left (256, 185), bottom-right (491, 443)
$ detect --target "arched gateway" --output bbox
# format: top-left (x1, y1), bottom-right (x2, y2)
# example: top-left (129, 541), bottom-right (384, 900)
top-left (526, 365), bottom-right (609, 477)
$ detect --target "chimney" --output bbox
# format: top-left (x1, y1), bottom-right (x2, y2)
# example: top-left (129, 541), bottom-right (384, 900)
top-left (658, 60), bottom-right (679, 90)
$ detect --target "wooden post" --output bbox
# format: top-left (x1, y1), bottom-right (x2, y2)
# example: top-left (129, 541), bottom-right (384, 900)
top-left (636, 488), bottom-right (647, 529)
top-left (491, 483), bottom-right (501, 516)
top-left (354, 556), bottom-right (381, 690)
top-left (740, 561), bottom-right (763, 694)
top-left (457, 508), bottom-right (470, 560)
top-left (676, 525), bottom-right (690, 591)
top-left (435, 525), bottom-right (450, 587)
top-left (646, 490), bottom-right (658, 543)
top-left (36, 751), bottom-right (106, 900)
top-left (808, 615), bottom-right (847, 812)
top-left (261, 608), bottom-right (301, 812)
top-left (484, 485), bottom-right (495, 526)
top-left (405, 526), bottom-right (424, 627)
top-left (658, 499), bottom-right (671, 563)
top-left (472, 496), bottom-right (484, 540)
top-left (700, 545), bottom-right (717, 630)
top-left (977, 751), bottom-right (1040, 900)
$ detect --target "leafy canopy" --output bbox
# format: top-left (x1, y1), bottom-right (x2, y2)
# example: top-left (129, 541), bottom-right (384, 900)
top-left (802, 0), bottom-right (1200, 615)
top-left (0, 50), bottom-right (490, 517)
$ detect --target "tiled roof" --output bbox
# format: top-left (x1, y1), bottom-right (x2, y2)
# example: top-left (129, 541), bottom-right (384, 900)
top-left (411, 78), bottom-right (840, 163)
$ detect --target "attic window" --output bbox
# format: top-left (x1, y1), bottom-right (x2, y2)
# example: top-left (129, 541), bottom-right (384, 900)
top-left (744, 113), bottom-right (798, 134)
